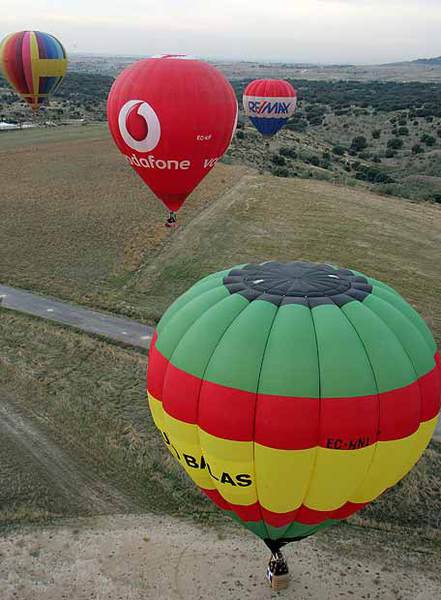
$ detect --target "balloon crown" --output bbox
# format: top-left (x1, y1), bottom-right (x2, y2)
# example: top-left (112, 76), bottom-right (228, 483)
top-left (223, 261), bottom-right (373, 307)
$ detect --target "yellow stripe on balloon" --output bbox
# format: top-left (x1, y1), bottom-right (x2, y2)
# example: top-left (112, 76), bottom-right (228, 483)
top-left (29, 31), bottom-right (39, 100)
top-left (199, 429), bottom-right (257, 506)
top-left (36, 58), bottom-right (68, 76)
top-left (350, 416), bottom-right (437, 503)
top-left (255, 444), bottom-right (316, 514)
top-left (148, 393), bottom-right (165, 430)
top-left (148, 393), bottom-right (438, 515)
top-left (304, 445), bottom-right (375, 511)
top-left (149, 394), bottom-right (214, 490)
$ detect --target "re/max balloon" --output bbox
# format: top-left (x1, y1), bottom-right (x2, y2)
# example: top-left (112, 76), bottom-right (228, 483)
top-left (147, 260), bottom-right (441, 553)
top-left (243, 79), bottom-right (297, 137)
top-left (0, 31), bottom-right (67, 110)
top-left (107, 55), bottom-right (238, 213)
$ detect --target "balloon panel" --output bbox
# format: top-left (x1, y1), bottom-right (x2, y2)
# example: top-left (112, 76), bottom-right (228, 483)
top-left (147, 261), bottom-right (441, 548)
top-left (0, 30), bottom-right (67, 109)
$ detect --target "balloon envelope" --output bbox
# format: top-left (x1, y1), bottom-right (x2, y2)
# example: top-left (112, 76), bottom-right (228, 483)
top-left (107, 56), bottom-right (238, 213)
top-left (243, 79), bottom-right (297, 137)
top-left (147, 260), bottom-right (441, 551)
top-left (0, 30), bottom-right (67, 110)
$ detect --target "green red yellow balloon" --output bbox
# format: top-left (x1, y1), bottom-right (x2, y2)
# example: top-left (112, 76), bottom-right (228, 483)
top-left (147, 261), bottom-right (440, 551)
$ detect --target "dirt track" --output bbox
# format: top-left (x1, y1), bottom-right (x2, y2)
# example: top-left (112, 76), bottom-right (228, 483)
top-left (0, 513), bottom-right (440, 600)
top-left (0, 397), bottom-right (136, 516)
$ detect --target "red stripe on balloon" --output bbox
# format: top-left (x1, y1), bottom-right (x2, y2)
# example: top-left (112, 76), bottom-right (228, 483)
top-left (420, 351), bottom-right (441, 422)
top-left (4, 33), bottom-right (27, 95)
top-left (146, 333), bottom-right (165, 400)
top-left (147, 345), bottom-right (441, 450)
top-left (202, 488), bottom-right (366, 527)
top-left (244, 79), bottom-right (297, 99)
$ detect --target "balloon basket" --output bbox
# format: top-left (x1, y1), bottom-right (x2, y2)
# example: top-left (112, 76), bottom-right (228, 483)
top-left (266, 551), bottom-right (290, 591)
top-left (165, 211), bottom-right (178, 228)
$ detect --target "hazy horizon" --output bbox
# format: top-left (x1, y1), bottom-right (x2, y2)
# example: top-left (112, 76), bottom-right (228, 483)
top-left (2, 1), bottom-right (441, 65)
top-left (66, 51), bottom-right (439, 66)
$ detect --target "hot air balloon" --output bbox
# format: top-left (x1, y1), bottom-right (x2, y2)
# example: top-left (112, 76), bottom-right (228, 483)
top-left (243, 79), bottom-right (297, 138)
top-left (107, 55), bottom-right (238, 227)
top-left (0, 30), bottom-right (67, 111)
top-left (147, 260), bottom-right (441, 589)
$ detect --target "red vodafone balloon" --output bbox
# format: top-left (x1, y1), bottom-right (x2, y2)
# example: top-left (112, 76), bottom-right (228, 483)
top-left (107, 55), bottom-right (238, 212)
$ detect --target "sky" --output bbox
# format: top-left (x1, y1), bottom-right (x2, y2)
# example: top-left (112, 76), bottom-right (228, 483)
top-left (1, 0), bottom-right (441, 64)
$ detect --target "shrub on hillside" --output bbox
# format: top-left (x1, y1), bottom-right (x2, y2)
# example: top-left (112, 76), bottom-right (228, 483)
top-left (279, 146), bottom-right (298, 159)
top-left (421, 133), bottom-right (436, 146)
top-left (307, 155), bottom-right (321, 167)
top-left (355, 165), bottom-right (394, 184)
top-left (350, 135), bottom-right (368, 152)
top-left (387, 137), bottom-right (403, 150)
top-left (271, 154), bottom-right (286, 166)
top-left (412, 144), bottom-right (424, 154)
top-left (285, 115), bottom-right (307, 132)
top-left (305, 103), bottom-right (328, 126)
top-left (372, 129), bottom-right (382, 139)
top-left (271, 166), bottom-right (290, 177)
top-left (332, 145), bottom-right (346, 156)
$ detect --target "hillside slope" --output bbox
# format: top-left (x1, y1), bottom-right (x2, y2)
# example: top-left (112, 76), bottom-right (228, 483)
top-left (125, 172), bottom-right (441, 345)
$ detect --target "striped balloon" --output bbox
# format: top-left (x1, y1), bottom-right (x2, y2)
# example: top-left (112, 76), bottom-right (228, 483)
top-left (243, 79), bottom-right (297, 137)
top-left (147, 261), bottom-right (440, 552)
top-left (0, 30), bottom-right (67, 110)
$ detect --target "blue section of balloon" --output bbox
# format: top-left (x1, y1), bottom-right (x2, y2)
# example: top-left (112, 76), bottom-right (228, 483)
top-left (249, 116), bottom-right (288, 137)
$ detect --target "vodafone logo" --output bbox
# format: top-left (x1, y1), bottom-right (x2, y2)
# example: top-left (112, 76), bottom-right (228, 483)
top-left (118, 100), bottom-right (161, 152)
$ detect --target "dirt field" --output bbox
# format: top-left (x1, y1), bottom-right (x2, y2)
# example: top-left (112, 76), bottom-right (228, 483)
top-left (1, 514), bottom-right (440, 600)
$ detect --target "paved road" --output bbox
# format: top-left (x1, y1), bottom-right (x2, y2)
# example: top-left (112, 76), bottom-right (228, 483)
top-left (0, 283), bottom-right (439, 438)
top-left (0, 284), bottom-right (153, 350)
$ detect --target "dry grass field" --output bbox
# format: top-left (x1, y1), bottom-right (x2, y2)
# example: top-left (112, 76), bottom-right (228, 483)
top-left (0, 310), bottom-right (211, 526)
top-left (1, 125), bottom-right (440, 342)
top-left (1, 124), bottom-right (440, 545)
top-left (0, 125), bottom-right (249, 312)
